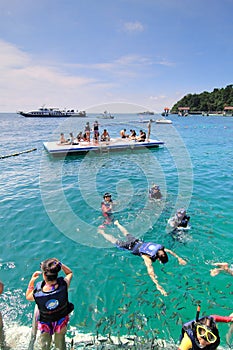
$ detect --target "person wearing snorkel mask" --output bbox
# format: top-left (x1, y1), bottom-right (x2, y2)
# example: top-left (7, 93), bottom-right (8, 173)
top-left (179, 311), bottom-right (233, 350)
top-left (149, 184), bottom-right (162, 200)
top-left (26, 258), bottom-right (73, 350)
top-left (98, 220), bottom-right (186, 296)
top-left (168, 208), bottom-right (190, 229)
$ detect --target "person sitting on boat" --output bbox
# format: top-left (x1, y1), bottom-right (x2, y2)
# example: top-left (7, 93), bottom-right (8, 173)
top-left (98, 220), bottom-right (186, 296)
top-left (26, 258), bottom-right (73, 350)
top-left (69, 132), bottom-right (79, 145)
top-left (101, 129), bottom-right (110, 142)
top-left (76, 131), bottom-right (83, 142)
top-left (129, 129), bottom-right (137, 140)
top-left (137, 130), bottom-right (146, 142)
top-left (99, 192), bottom-right (114, 228)
top-left (210, 262), bottom-right (233, 277)
top-left (120, 129), bottom-right (129, 138)
top-left (149, 184), bottom-right (162, 200)
top-left (178, 308), bottom-right (233, 350)
top-left (59, 133), bottom-right (68, 144)
top-left (168, 208), bottom-right (190, 229)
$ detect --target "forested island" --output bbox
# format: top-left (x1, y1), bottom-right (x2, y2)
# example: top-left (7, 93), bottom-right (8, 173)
top-left (170, 85), bottom-right (233, 115)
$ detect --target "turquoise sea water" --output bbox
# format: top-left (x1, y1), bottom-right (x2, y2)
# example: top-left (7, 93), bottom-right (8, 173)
top-left (0, 112), bottom-right (233, 349)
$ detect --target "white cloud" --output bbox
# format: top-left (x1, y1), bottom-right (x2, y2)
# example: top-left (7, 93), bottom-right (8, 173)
top-left (0, 39), bottom-right (175, 112)
top-left (123, 21), bottom-right (144, 33)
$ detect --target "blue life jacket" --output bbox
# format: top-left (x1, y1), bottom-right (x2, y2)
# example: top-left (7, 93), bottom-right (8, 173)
top-left (180, 317), bottom-right (220, 350)
top-left (132, 242), bottom-right (163, 260)
top-left (33, 277), bottom-right (74, 322)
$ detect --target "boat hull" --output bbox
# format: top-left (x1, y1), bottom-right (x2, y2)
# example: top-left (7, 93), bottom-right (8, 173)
top-left (43, 138), bottom-right (164, 156)
top-left (18, 111), bottom-right (86, 118)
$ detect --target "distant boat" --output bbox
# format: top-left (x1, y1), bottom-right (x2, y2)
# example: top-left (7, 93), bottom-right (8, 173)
top-left (156, 119), bottom-right (172, 124)
top-left (17, 106), bottom-right (87, 118)
top-left (96, 110), bottom-right (114, 119)
top-left (138, 111), bottom-right (154, 116)
top-left (139, 119), bottom-right (155, 123)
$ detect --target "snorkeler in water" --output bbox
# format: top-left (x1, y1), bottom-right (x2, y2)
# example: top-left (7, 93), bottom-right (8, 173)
top-left (98, 220), bottom-right (186, 296)
top-left (168, 208), bottom-right (190, 229)
top-left (149, 184), bottom-right (162, 200)
top-left (178, 306), bottom-right (233, 350)
top-left (99, 192), bottom-right (114, 228)
top-left (210, 262), bottom-right (233, 277)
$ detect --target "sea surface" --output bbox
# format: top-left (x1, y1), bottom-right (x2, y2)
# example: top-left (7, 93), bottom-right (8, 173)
top-left (0, 112), bottom-right (233, 349)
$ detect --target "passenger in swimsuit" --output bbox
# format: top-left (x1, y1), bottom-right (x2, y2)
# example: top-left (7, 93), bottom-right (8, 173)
top-left (98, 220), bottom-right (186, 296)
top-left (120, 129), bottom-right (129, 138)
top-left (93, 121), bottom-right (100, 142)
top-left (84, 122), bottom-right (91, 142)
top-left (147, 119), bottom-right (152, 141)
top-left (26, 258), bottom-right (73, 350)
top-left (129, 129), bottom-right (137, 140)
top-left (59, 133), bottom-right (68, 144)
top-left (137, 130), bottom-right (146, 142)
top-left (101, 129), bottom-right (110, 142)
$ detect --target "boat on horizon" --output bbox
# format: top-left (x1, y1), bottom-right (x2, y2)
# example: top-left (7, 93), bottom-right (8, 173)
top-left (156, 119), bottom-right (172, 124)
top-left (17, 106), bottom-right (87, 118)
top-left (96, 110), bottom-right (114, 119)
top-left (138, 111), bottom-right (154, 116)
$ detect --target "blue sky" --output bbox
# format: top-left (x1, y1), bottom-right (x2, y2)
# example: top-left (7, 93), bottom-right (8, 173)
top-left (0, 0), bottom-right (233, 113)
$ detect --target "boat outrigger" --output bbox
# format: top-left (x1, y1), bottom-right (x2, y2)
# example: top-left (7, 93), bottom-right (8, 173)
top-left (43, 138), bottom-right (164, 156)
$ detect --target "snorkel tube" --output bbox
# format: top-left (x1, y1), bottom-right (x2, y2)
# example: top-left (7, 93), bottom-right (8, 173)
top-left (196, 305), bottom-right (201, 322)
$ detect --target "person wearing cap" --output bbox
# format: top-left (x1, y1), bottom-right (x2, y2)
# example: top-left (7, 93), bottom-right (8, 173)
top-left (100, 193), bottom-right (114, 228)
top-left (149, 184), bottom-right (162, 200)
top-left (168, 208), bottom-right (190, 229)
top-left (26, 258), bottom-right (73, 350)
top-left (179, 314), bottom-right (233, 350)
top-left (98, 220), bottom-right (186, 296)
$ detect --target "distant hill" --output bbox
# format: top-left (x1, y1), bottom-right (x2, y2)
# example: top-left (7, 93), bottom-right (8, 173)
top-left (171, 85), bottom-right (233, 113)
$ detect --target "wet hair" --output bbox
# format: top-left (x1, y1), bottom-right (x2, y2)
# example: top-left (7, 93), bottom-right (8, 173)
top-left (157, 249), bottom-right (168, 264)
top-left (41, 258), bottom-right (61, 281)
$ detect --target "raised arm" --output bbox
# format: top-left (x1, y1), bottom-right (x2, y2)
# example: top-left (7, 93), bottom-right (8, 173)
top-left (25, 271), bottom-right (42, 301)
top-left (141, 255), bottom-right (167, 296)
top-left (165, 248), bottom-right (187, 265)
top-left (62, 262), bottom-right (73, 287)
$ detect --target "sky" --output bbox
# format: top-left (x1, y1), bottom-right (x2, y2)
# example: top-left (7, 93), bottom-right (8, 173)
top-left (0, 0), bottom-right (233, 113)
